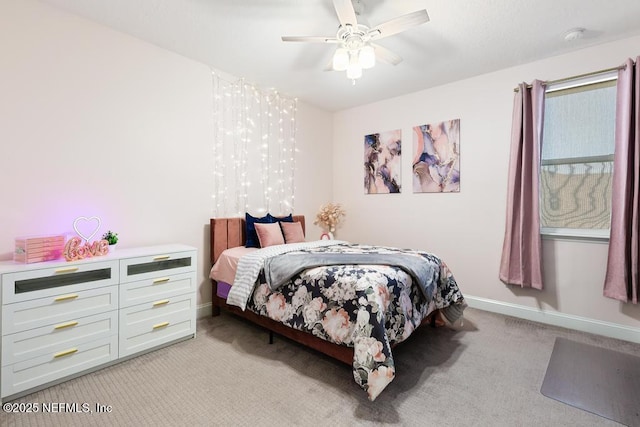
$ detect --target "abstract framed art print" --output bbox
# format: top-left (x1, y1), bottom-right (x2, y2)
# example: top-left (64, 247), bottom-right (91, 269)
top-left (364, 129), bottom-right (401, 194)
top-left (412, 119), bottom-right (460, 193)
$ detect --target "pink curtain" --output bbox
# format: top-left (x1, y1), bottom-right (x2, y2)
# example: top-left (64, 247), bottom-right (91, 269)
top-left (604, 57), bottom-right (640, 304)
top-left (500, 80), bottom-right (545, 289)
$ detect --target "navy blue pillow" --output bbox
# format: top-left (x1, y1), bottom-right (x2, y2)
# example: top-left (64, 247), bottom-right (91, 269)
top-left (268, 213), bottom-right (293, 223)
top-left (245, 213), bottom-right (273, 248)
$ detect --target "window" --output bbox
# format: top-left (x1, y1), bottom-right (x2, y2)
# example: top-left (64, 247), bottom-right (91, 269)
top-left (540, 73), bottom-right (617, 240)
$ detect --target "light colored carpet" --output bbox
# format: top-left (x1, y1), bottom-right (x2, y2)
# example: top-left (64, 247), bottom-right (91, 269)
top-left (2, 308), bottom-right (639, 427)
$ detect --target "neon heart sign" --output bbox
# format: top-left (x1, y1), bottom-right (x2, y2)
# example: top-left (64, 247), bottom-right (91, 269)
top-left (65, 215), bottom-right (110, 261)
top-left (73, 216), bottom-right (101, 242)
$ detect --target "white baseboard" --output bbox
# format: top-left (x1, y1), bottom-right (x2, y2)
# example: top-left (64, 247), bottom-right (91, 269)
top-left (197, 302), bottom-right (213, 319)
top-left (465, 295), bottom-right (640, 344)
top-left (198, 297), bottom-right (639, 344)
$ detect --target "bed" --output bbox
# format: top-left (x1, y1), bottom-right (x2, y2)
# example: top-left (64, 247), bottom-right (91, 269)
top-left (209, 215), bottom-right (466, 400)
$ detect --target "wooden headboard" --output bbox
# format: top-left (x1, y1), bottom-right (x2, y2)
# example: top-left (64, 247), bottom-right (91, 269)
top-left (209, 216), bottom-right (306, 265)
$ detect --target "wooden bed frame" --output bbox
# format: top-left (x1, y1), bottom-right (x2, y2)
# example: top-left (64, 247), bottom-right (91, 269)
top-left (210, 216), bottom-right (354, 364)
top-left (209, 216), bottom-right (437, 366)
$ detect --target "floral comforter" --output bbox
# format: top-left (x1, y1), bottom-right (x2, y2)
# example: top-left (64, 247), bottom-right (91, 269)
top-left (241, 243), bottom-right (466, 400)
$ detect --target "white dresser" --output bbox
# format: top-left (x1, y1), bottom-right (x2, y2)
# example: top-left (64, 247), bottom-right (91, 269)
top-left (0, 244), bottom-right (196, 402)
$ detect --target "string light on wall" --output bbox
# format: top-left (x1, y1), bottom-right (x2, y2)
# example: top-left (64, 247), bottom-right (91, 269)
top-left (212, 71), bottom-right (297, 217)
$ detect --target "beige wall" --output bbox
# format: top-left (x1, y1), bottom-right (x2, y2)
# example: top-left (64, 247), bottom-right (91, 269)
top-left (0, 0), bottom-right (333, 312)
top-left (332, 35), bottom-right (640, 337)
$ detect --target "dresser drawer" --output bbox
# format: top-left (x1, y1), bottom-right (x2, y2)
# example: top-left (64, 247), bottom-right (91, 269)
top-left (2, 311), bottom-right (117, 366)
top-left (2, 286), bottom-right (118, 335)
top-left (120, 251), bottom-right (195, 283)
top-left (119, 294), bottom-right (195, 357)
top-left (1, 335), bottom-right (118, 398)
top-left (2, 260), bottom-right (118, 304)
top-left (120, 272), bottom-right (195, 308)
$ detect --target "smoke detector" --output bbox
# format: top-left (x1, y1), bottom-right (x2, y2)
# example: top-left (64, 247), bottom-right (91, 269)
top-left (564, 28), bottom-right (585, 42)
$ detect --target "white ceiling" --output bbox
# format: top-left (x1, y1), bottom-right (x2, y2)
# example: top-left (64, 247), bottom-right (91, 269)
top-left (39, 0), bottom-right (640, 112)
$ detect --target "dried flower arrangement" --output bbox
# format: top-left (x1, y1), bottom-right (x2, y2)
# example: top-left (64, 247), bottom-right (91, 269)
top-left (314, 202), bottom-right (346, 233)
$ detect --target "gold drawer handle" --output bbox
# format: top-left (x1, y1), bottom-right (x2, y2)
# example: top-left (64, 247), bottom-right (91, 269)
top-left (153, 321), bottom-right (170, 330)
top-left (153, 299), bottom-right (170, 307)
top-left (54, 348), bottom-right (78, 358)
top-left (54, 321), bottom-right (79, 330)
top-left (153, 277), bottom-right (170, 284)
top-left (55, 267), bottom-right (79, 274)
top-left (153, 255), bottom-right (170, 261)
top-left (54, 294), bottom-right (79, 302)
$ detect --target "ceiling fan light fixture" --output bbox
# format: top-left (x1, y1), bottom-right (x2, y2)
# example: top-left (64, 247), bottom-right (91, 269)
top-left (333, 48), bottom-right (349, 71)
top-left (282, 1), bottom-right (430, 83)
top-left (346, 56), bottom-right (363, 80)
top-left (359, 45), bottom-right (375, 69)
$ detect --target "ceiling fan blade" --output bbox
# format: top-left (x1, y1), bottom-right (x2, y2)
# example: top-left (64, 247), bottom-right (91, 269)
top-left (369, 10), bottom-right (430, 40)
top-left (371, 43), bottom-right (402, 66)
top-left (333, 0), bottom-right (358, 27)
top-left (281, 36), bottom-right (339, 43)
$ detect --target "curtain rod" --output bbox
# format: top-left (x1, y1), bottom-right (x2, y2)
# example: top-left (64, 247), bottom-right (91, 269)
top-left (513, 61), bottom-right (633, 92)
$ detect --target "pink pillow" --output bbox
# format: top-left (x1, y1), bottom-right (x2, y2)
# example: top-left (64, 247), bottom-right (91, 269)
top-left (280, 221), bottom-right (305, 243)
top-left (254, 222), bottom-right (285, 247)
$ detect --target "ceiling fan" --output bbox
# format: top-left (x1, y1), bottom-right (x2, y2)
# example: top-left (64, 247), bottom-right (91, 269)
top-left (281, 0), bottom-right (430, 82)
